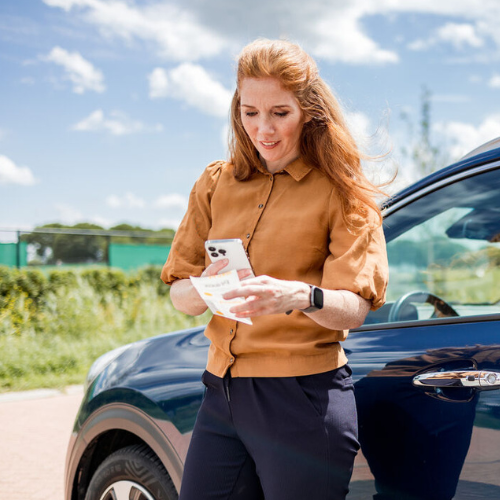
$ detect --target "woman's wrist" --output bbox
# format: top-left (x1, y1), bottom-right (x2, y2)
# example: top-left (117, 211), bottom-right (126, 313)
top-left (294, 281), bottom-right (313, 310)
top-left (170, 279), bottom-right (208, 316)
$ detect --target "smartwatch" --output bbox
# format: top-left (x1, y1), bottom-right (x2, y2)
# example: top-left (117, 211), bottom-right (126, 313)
top-left (301, 285), bottom-right (324, 313)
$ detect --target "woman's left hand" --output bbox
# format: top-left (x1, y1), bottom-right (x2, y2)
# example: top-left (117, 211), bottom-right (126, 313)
top-left (222, 275), bottom-right (310, 318)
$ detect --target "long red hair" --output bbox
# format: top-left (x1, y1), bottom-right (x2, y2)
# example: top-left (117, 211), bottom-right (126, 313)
top-left (229, 39), bottom-right (385, 230)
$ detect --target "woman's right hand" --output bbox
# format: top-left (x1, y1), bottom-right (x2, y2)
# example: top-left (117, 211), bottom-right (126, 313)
top-left (201, 259), bottom-right (253, 281)
top-left (201, 259), bottom-right (229, 277)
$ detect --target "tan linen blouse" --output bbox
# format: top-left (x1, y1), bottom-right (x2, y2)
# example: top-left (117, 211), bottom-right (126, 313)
top-left (161, 158), bottom-right (388, 378)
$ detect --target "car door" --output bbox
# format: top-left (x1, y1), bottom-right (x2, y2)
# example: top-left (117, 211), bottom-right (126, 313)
top-left (345, 161), bottom-right (500, 500)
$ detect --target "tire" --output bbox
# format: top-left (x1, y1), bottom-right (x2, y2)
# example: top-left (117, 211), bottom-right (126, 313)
top-left (85, 444), bottom-right (178, 500)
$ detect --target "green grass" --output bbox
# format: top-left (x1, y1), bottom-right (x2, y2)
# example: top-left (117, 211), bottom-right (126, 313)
top-left (3, 261), bottom-right (498, 393)
top-left (387, 266), bottom-right (500, 304)
top-left (0, 278), bottom-right (209, 392)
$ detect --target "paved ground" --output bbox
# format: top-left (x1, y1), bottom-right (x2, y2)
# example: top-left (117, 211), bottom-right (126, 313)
top-left (0, 386), bottom-right (84, 500)
top-left (4, 385), bottom-right (500, 500)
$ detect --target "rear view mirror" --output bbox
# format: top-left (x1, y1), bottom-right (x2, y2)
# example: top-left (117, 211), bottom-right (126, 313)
top-left (446, 209), bottom-right (500, 242)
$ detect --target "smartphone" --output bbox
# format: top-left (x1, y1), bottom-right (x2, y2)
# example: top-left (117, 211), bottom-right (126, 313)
top-left (205, 238), bottom-right (255, 279)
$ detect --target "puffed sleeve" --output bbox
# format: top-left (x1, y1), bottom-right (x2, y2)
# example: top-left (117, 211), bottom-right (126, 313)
top-left (161, 161), bottom-right (223, 285)
top-left (320, 189), bottom-right (389, 311)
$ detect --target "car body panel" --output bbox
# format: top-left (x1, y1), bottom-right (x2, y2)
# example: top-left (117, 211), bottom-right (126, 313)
top-left (66, 401), bottom-right (187, 494)
top-left (65, 329), bottom-right (208, 499)
top-left (346, 319), bottom-right (500, 498)
top-left (66, 144), bottom-right (500, 500)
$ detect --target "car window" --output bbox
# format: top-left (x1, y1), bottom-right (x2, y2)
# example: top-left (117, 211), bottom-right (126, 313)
top-left (364, 167), bottom-right (500, 325)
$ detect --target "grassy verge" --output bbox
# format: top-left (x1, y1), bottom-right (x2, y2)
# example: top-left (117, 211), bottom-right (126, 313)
top-left (0, 270), bottom-right (209, 392)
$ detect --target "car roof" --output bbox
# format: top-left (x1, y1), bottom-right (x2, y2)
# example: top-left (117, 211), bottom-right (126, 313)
top-left (460, 136), bottom-right (500, 161)
top-left (383, 138), bottom-right (500, 211)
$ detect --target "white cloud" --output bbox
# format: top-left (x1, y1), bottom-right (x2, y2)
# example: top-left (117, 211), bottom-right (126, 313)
top-left (432, 94), bottom-right (470, 103)
top-left (158, 217), bottom-right (183, 230)
top-left (37, 0), bottom-right (500, 76)
top-left (435, 115), bottom-right (500, 159)
top-left (42, 0), bottom-right (400, 65)
top-left (148, 68), bottom-right (169, 99)
top-left (489, 74), bottom-right (500, 88)
top-left (344, 110), bottom-right (392, 155)
top-left (105, 193), bottom-right (187, 217)
top-left (0, 226), bottom-right (33, 243)
top-left (42, 46), bottom-right (105, 94)
top-left (148, 64), bottom-right (233, 118)
top-left (409, 22), bottom-right (484, 51)
top-left (20, 76), bottom-right (35, 85)
top-left (221, 124), bottom-right (230, 154)
top-left (106, 194), bottom-right (121, 209)
top-left (0, 155), bottom-right (37, 186)
top-left (344, 111), bottom-right (372, 147)
top-left (54, 203), bottom-right (84, 225)
top-left (154, 193), bottom-right (188, 211)
top-left (123, 192), bottom-right (146, 209)
top-left (72, 109), bottom-right (163, 135)
top-left (106, 192), bottom-right (146, 209)
top-left (42, 0), bottom-right (226, 62)
top-left (43, 0), bottom-right (500, 67)
top-left (51, 205), bottom-right (111, 227)
top-left (311, 11), bottom-right (399, 65)
top-left (436, 22), bottom-right (484, 49)
top-left (90, 215), bottom-right (113, 227)
top-left (407, 39), bottom-right (428, 51)
top-left (342, 110), bottom-right (397, 189)
top-left (154, 193), bottom-right (190, 230)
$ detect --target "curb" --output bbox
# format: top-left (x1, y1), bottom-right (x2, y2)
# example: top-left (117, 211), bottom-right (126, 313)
top-left (0, 384), bottom-right (84, 403)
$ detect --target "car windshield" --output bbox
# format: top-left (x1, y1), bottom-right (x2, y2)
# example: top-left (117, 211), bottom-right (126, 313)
top-left (369, 167), bottom-right (500, 324)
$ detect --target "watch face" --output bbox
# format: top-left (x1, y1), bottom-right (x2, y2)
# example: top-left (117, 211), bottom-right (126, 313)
top-left (301, 285), bottom-right (324, 313)
top-left (312, 286), bottom-right (324, 309)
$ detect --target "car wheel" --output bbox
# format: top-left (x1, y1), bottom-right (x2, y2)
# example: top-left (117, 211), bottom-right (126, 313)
top-left (85, 444), bottom-right (178, 500)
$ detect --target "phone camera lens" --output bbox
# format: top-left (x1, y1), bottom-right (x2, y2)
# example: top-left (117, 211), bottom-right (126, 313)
top-left (208, 247), bottom-right (216, 251)
top-left (211, 252), bottom-right (218, 258)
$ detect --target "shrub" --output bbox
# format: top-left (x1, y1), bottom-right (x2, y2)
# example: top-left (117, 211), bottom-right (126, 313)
top-left (134, 265), bottom-right (169, 296)
top-left (48, 269), bottom-right (78, 290)
top-left (80, 268), bottom-right (128, 297)
top-left (15, 268), bottom-right (48, 305)
top-left (0, 266), bottom-right (15, 309)
top-left (0, 265), bottom-right (208, 390)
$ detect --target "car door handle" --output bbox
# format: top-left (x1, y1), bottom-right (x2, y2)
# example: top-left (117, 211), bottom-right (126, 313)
top-left (413, 370), bottom-right (500, 389)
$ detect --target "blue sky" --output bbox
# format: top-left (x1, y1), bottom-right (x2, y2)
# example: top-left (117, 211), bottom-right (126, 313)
top-left (1, 0), bottom-right (500, 236)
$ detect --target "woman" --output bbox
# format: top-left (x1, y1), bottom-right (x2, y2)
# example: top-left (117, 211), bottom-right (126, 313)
top-left (161, 39), bottom-right (388, 500)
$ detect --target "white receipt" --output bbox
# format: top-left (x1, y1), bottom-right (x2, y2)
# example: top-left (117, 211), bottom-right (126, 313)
top-left (190, 270), bottom-right (253, 325)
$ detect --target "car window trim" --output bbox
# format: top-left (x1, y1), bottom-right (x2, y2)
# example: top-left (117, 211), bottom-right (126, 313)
top-left (372, 161), bottom-right (500, 332)
top-left (383, 161), bottom-right (500, 217)
top-left (354, 313), bottom-right (500, 332)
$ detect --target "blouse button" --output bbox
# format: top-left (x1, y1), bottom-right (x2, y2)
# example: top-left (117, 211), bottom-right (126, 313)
top-left (230, 329), bottom-right (234, 335)
top-left (258, 204), bottom-right (264, 209)
top-left (246, 234), bottom-right (250, 239)
top-left (229, 357), bottom-right (235, 364)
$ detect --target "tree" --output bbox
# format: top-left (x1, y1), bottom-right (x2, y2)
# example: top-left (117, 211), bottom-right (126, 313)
top-left (52, 223), bottom-right (108, 263)
top-left (400, 86), bottom-right (450, 180)
top-left (20, 223), bottom-right (175, 265)
top-left (109, 224), bottom-right (174, 245)
top-left (21, 223), bottom-right (107, 264)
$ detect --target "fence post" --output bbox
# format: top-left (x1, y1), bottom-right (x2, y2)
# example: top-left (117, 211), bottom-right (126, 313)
top-left (107, 235), bottom-right (111, 267)
top-left (16, 231), bottom-right (21, 269)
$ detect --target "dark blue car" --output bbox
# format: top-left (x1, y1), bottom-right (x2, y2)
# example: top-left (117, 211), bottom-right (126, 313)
top-left (65, 137), bottom-right (500, 500)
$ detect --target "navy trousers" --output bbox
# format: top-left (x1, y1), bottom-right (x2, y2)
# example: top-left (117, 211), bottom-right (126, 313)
top-left (179, 365), bottom-right (359, 500)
